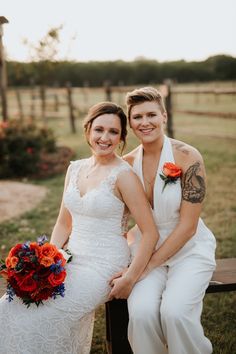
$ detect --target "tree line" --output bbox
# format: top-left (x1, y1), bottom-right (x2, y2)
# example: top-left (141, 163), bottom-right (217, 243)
top-left (7, 54), bottom-right (236, 87)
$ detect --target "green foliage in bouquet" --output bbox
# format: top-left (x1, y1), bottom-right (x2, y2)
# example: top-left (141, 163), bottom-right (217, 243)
top-left (0, 120), bottom-right (56, 178)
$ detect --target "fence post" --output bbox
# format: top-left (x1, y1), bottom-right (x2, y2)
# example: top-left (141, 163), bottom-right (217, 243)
top-left (0, 17), bottom-right (9, 122)
top-left (40, 85), bottom-right (47, 125)
top-left (164, 80), bottom-right (174, 138)
top-left (30, 79), bottom-right (36, 121)
top-left (104, 80), bottom-right (112, 101)
top-left (15, 89), bottom-right (24, 122)
top-left (66, 82), bottom-right (76, 134)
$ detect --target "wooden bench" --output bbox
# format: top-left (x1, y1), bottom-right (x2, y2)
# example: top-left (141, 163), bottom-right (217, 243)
top-left (105, 258), bottom-right (236, 354)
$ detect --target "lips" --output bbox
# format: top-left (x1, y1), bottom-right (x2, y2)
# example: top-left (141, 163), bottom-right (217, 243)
top-left (139, 128), bottom-right (154, 134)
top-left (97, 142), bottom-right (111, 149)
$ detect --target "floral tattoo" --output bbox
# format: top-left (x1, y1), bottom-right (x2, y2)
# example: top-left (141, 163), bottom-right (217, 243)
top-left (181, 162), bottom-right (206, 203)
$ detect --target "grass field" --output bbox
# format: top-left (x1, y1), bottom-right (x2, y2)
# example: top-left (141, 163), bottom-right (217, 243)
top-left (0, 83), bottom-right (236, 353)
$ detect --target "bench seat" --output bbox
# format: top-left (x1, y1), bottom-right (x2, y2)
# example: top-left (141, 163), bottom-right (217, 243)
top-left (105, 258), bottom-right (236, 354)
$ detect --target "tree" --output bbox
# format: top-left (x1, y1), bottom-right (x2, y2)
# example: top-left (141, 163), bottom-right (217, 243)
top-left (24, 26), bottom-right (63, 123)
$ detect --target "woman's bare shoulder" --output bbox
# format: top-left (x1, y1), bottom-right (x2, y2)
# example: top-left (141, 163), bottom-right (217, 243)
top-left (170, 138), bottom-right (203, 165)
top-left (123, 145), bottom-right (141, 166)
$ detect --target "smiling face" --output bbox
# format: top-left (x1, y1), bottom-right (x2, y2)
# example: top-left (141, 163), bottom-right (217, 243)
top-left (129, 101), bottom-right (167, 144)
top-left (89, 114), bottom-right (122, 156)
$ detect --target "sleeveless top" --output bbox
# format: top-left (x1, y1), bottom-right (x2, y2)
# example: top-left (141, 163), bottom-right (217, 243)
top-left (64, 158), bottom-right (131, 272)
top-left (132, 135), bottom-right (216, 265)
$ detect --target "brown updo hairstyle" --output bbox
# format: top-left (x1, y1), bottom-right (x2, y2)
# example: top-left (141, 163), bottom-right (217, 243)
top-left (83, 102), bottom-right (128, 154)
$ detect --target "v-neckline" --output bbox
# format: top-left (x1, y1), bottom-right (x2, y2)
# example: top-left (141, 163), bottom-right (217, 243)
top-left (75, 159), bottom-right (123, 199)
top-left (140, 135), bottom-right (166, 210)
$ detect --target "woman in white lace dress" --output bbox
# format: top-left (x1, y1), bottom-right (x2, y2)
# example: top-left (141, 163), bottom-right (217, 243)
top-left (0, 102), bottom-right (159, 354)
top-left (111, 87), bottom-right (216, 354)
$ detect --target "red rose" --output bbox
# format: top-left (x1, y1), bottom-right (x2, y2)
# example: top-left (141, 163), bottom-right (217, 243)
top-left (26, 147), bottom-right (34, 154)
top-left (32, 286), bottom-right (54, 301)
top-left (54, 252), bottom-right (66, 267)
top-left (17, 272), bottom-right (38, 292)
top-left (8, 244), bottom-right (23, 258)
top-left (48, 270), bottom-right (66, 287)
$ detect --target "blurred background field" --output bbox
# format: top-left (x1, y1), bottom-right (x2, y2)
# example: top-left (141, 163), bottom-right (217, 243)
top-left (0, 82), bottom-right (235, 353)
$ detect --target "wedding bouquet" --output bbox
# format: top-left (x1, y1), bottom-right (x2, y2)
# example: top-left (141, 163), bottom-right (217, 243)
top-left (0, 235), bottom-right (72, 307)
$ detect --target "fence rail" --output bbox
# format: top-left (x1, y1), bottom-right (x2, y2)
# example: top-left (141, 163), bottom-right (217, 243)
top-left (1, 84), bottom-right (236, 130)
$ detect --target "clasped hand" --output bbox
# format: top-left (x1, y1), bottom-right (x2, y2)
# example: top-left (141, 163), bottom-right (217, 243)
top-left (108, 268), bottom-right (133, 300)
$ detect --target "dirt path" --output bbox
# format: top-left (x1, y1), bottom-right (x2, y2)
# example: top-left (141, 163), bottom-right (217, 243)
top-left (0, 181), bottom-right (48, 223)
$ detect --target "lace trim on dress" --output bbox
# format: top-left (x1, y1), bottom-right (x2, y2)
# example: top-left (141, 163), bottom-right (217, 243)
top-left (69, 159), bottom-right (131, 235)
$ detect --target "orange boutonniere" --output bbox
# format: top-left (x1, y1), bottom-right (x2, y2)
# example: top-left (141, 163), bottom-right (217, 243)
top-left (160, 162), bottom-right (182, 192)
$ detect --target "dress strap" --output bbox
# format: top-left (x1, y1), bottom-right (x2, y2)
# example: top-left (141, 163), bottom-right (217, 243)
top-left (69, 159), bottom-right (84, 187)
top-left (106, 161), bottom-right (132, 192)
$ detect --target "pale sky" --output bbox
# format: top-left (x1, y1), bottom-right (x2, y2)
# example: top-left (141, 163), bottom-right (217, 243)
top-left (1, 0), bottom-right (236, 62)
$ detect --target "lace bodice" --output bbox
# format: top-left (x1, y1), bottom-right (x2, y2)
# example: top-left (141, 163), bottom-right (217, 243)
top-left (64, 158), bottom-right (131, 273)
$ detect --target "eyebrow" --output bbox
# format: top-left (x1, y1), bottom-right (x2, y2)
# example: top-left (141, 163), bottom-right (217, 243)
top-left (132, 111), bottom-right (157, 117)
top-left (93, 125), bottom-right (120, 131)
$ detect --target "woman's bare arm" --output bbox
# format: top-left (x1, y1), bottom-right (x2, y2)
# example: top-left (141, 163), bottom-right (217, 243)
top-left (109, 169), bottom-right (159, 299)
top-left (50, 165), bottom-right (72, 249)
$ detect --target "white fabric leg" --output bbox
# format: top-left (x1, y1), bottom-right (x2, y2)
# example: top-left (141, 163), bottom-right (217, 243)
top-left (127, 266), bottom-right (168, 354)
top-left (76, 311), bottom-right (95, 354)
top-left (160, 256), bottom-right (215, 354)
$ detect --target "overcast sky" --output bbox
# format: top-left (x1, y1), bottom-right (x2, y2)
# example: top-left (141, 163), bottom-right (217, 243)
top-left (1, 0), bottom-right (236, 62)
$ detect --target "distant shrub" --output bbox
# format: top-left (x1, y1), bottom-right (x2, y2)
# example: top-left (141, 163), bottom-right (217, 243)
top-left (0, 120), bottom-right (56, 178)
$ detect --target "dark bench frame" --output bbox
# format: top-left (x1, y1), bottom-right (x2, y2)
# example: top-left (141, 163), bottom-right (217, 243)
top-left (105, 258), bottom-right (236, 354)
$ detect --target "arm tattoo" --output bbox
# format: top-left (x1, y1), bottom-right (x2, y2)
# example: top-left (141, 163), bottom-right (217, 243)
top-left (181, 162), bottom-right (206, 203)
top-left (172, 142), bottom-right (190, 155)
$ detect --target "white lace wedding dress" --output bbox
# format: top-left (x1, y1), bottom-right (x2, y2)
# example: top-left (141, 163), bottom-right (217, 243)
top-left (0, 159), bottom-right (131, 354)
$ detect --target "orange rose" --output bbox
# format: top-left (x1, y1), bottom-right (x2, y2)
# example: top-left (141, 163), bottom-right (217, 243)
top-left (40, 256), bottom-right (54, 267)
top-left (30, 242), bottom-right (42, 258)
top-left (5, 256), bottom-right (19, 269)
top-left (40, 243), bottom-right (58, 259)
top-left (160, 162), bottom-right (182, 192)
top-left (163, 162), bottom-right (182, 178)
top-left (48, 270), bottom-right (66, 287)
top-left (0, 269), bottom-right (9, 279)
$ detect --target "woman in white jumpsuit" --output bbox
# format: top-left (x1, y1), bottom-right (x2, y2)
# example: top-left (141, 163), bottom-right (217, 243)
top-left (112, 87), bottom-right (216, 354)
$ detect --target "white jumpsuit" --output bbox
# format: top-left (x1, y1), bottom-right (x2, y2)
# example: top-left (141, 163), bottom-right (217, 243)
top-left (128, 135), bottom-right (216, 354)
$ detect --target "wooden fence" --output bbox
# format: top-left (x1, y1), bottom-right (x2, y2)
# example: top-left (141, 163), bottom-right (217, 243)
top-left (1, 83), bottom-right (236, 136)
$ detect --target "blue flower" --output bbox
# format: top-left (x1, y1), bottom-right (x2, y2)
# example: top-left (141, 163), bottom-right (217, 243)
top-left (52, 283), bottom-right (66, 299)
top-left (22, 241), bottom-right (30, 250)
top-left (6, 284), bottom-right (15, 302)
top-left (50, 260), bottom-right (65, 274)
top-left (37, 235), bottom-right (48, 246)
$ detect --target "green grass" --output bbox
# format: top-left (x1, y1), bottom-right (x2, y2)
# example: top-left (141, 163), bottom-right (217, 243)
top-left (1, 85), bottom-right (236, 353)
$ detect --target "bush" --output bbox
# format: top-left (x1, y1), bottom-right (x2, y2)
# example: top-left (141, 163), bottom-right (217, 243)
top-left (0, 120), bottom-right (56, 178)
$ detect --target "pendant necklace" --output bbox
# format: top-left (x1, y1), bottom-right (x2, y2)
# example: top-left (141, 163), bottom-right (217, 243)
top-left (85, 167), bottom-right (94, 179)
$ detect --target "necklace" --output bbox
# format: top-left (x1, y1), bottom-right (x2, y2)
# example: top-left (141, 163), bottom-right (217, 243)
top-left (85, 167), bottom-right (95, 179)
